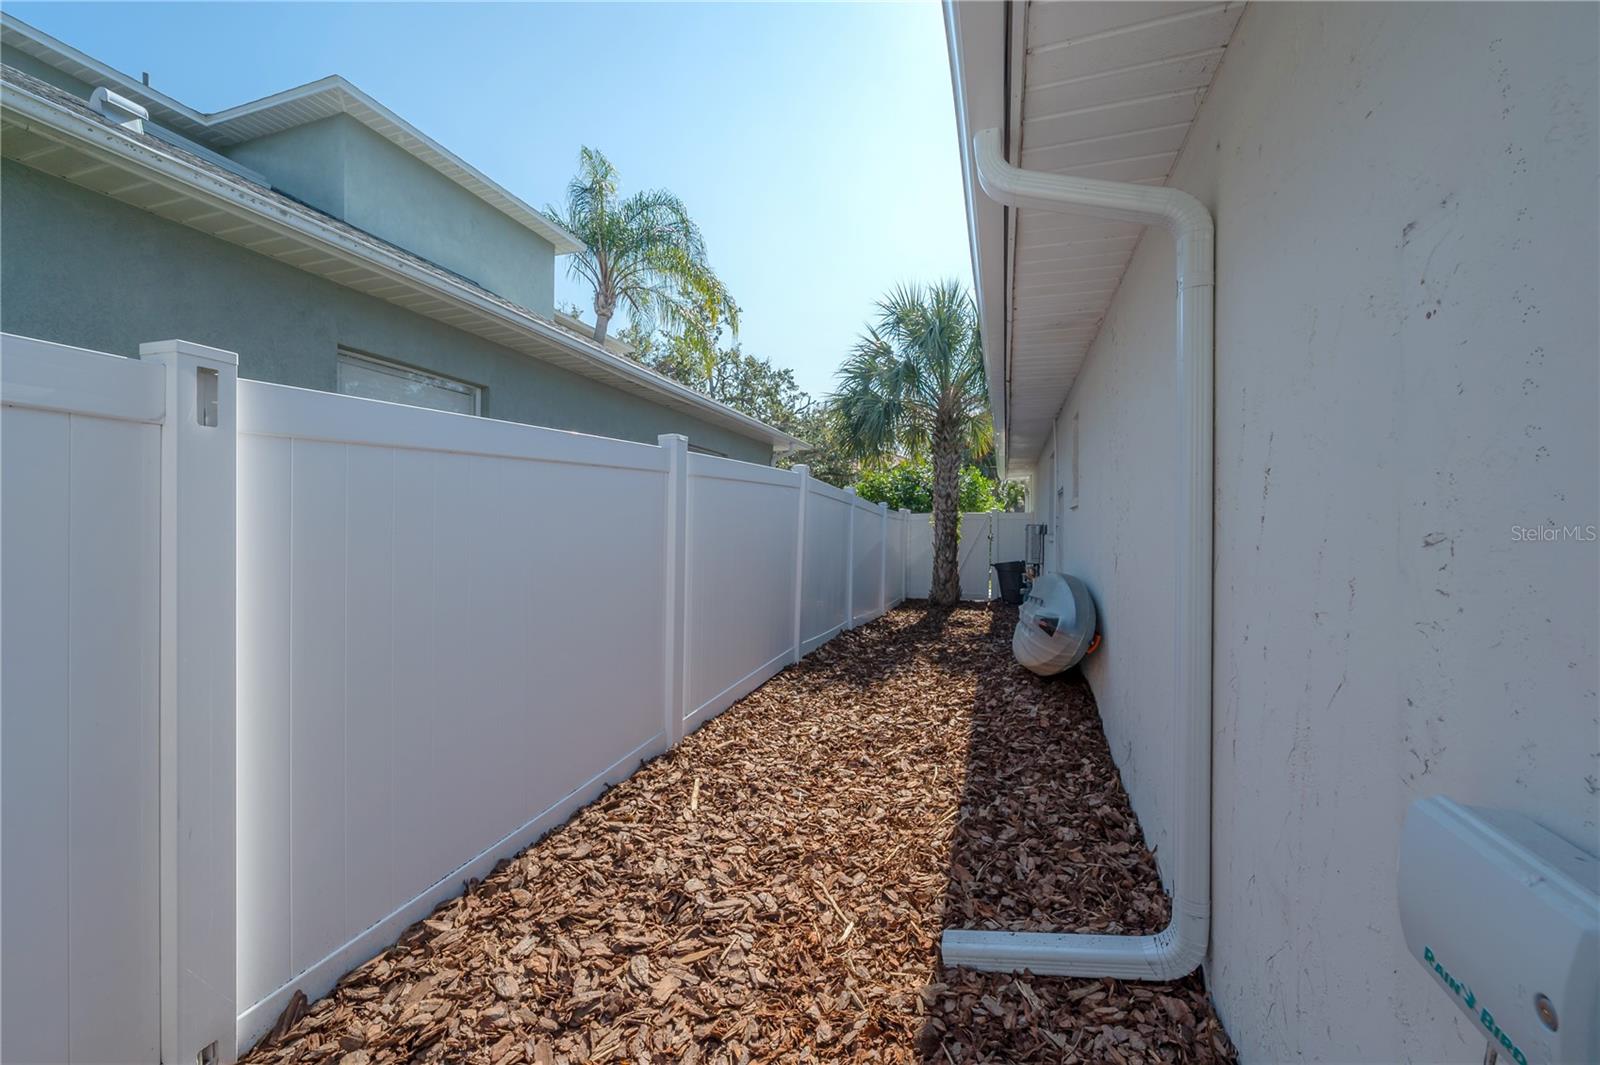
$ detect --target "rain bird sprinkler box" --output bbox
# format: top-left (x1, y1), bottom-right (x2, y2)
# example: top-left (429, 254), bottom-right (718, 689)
top-left (1397, 796), bottom-right (1599, 1064)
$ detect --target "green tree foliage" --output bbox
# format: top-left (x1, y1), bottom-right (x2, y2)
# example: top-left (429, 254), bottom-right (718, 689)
top-left (832, 281), bottom-right (990, 606)
top-left (775, 402), bottom-right (858, 489)
top-left (616, 304), bottom-right (866, 489)
top-left (546, 147), bottom-right (737, 376)
top-left (853, 460), bottom-right (1025, 513)
top-left (616, 317), bottom-right (864, 486)
top-left (995, 477), bottom-right (1028, 513)
top-left (854, 461), bottom-right (933, 512)
top-left (620, 322), bottom-right (801, 426)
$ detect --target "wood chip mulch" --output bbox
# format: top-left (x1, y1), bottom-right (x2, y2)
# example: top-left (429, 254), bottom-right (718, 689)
top-left (242, 604), bottom-right (1236, 1065)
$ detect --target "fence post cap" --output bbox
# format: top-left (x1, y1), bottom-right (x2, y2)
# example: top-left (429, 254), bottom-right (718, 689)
top-left (792, 463), bottom-right (810, 476)
top-left (139, 338), bottom-right (238, 367)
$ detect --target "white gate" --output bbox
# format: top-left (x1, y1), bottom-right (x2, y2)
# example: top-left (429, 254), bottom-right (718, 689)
top-left (956, 512), bottom-right (994, 599)
top-left (992, 512), bottom-right (1032, 566)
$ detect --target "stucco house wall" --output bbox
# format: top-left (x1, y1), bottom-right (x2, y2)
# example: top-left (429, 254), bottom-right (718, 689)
top-left (1036, 4), bottom-right (1597, 1061)
top-left (1, 159), bottom-right (773, 463)
top-left (217, 117), bottom-right (352, 230)
top-left (224, 115), bottom-right (557, 317)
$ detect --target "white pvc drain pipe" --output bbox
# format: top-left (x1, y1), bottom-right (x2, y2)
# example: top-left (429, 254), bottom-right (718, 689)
top-left (940, 128), bottom-right (1214, 981)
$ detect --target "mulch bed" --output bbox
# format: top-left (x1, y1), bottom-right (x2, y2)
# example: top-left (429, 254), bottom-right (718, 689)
top-left (242, 604), bottom-right (1235, 1065)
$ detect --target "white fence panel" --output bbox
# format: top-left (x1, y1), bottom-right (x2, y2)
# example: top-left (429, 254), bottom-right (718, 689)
top-left (235, 383), bottom-right (672, 1044)
top-left (905, 513), bottom-right (934, 599)
top-left (2, 338), bottom-right (164, 1065)
top-left (851, 499), bottom-right (886, 625)
top-left (902, 511), bottom-right (999, 601)
top-left (800, 480), bottom-right (851, 651)
top-left (886, 510), bottom-right (909, 606)
top-left (992, 512), bottom-right (1033, 565)
top-left (685, 454), bottom-right (800, 730)
top-left (2, 334), bottom-right (236, 1064)
top-left (957, 513), bottom-right (995, 600)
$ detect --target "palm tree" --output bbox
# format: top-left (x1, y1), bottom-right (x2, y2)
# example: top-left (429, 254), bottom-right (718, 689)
top-left (833, 281), bottom-right (991, 608)
top-left (546, 147), bottom-right (737, 378)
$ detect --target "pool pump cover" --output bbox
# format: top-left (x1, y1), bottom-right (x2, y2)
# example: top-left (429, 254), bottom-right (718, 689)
top-left (1013, 573), bottom-right (1097, 676)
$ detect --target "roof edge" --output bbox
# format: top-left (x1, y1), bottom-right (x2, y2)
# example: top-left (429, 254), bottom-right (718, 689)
top-left (0, 12), bottom-right (585, 254)
top-left (1, 73), bottom-right (801, 452)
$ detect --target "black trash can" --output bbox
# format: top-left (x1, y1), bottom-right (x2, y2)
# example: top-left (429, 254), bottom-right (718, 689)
top-left (993, 560), bottom-right (1027, 606)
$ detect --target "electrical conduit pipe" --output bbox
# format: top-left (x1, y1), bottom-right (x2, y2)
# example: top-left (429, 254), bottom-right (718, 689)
top-left (940, 128), bottom-right (1214, 981)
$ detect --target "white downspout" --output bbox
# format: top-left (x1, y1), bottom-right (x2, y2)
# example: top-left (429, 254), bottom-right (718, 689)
top-left (940, 128), bottom-right (1214, 981)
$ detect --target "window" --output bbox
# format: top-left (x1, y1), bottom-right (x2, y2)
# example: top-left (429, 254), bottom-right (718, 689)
top-left (336, 349), bottom-right (482, 416)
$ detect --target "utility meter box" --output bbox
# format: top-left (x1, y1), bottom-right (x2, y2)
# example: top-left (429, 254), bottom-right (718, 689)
top-left (1397, 796), bottom-right (1599, 1064)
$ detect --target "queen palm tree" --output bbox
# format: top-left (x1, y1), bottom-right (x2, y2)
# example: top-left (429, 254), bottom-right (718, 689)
top-left (833, 281), bottom-right (991, 608)
top-left (546, 147), bottom-right (737, 378)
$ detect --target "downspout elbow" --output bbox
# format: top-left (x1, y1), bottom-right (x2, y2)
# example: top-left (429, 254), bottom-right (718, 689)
top-left (1150, 892), bottom-right (1211, 980)
top-left (972, 127), bottom-right (1213, 287)
top-left (943, 128), bottom-right (1215, 984)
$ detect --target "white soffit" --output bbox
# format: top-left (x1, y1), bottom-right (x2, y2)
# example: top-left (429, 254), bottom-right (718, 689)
top-left (1005, 1), bottom-right (1242, 472)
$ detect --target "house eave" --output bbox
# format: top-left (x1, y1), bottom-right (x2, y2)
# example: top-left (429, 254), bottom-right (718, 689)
top-left (943, 0), bottom-right (1015, 477)
top-left (0, 80), bottom-right (801, 453)
top-left (0, 12), bottom-right (584, 255)
top-left (943, 1), bottom-right (1244, 479)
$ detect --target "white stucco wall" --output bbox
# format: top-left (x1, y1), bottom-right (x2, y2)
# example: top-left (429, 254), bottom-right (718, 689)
top-left (1036, 4), bottom-right (1597, 1061)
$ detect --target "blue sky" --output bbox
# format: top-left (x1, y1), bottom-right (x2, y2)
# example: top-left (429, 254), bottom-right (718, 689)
top-left (10, 2), bottom-right (974, 399)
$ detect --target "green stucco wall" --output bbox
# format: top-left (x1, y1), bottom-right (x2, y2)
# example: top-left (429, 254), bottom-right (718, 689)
top-left (224, 115), bottom-right (557, 317)
top-left (222, 116), bottom-right (351, 220)
top-left (0, 159), bottom-right (772, 462)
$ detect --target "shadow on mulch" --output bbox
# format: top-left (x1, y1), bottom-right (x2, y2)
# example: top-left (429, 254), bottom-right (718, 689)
top-left (824, 602), bottom-right (955, 694)
top-left (237, 602), bottom-right (1234, 1065)
top-left (915, 602), bottom-right (1236, 1064)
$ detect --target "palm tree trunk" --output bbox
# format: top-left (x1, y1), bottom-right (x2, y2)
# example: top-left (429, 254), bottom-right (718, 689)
top-left (929, 425), bottom-right (962, 608)
top-left (592, 284), bottom-right (616, 345)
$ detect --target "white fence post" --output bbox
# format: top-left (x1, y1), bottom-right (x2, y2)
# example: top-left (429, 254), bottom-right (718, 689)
top-left (143, 340), bottom-right (238, 1065)
top-left (659, 434), bottom-right (689, 748)
top-left (843, 487), bottom-right (856, 629)
top-left (899, 508), bottom-right (911, 606)
top-left (987, 510), bottom-right (996, 600)
top-left (791, 464), bottom-right (809, 663)
top-left (877, 501), bottom-right (888, 617)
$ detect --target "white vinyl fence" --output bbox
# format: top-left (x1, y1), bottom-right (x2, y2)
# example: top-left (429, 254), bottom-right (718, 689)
top-left (2, 336), bottom-right (235, 1065)
top-left (904, 511), bottom-right (1035, 601)
top-left (232, 386), bottom-right (925, 1044)
top-left (4, 334), bottom-right (983, 1063)
top-left (3, 338), bottom-right (164, 1065)
top-left (232, 383), bottom-right (682, 1038)
top-left (992, 510), bottom-right (1031, 568)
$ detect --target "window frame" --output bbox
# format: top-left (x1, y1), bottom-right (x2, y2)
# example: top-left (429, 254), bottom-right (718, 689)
top-left (335, 347), bottom-right (484, 417)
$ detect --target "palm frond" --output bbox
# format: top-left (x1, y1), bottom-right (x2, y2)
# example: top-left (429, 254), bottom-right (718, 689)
top-left (833, 279), bottom-right (987, 467)
top-left (549, 146), bottom-right (737, 350)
